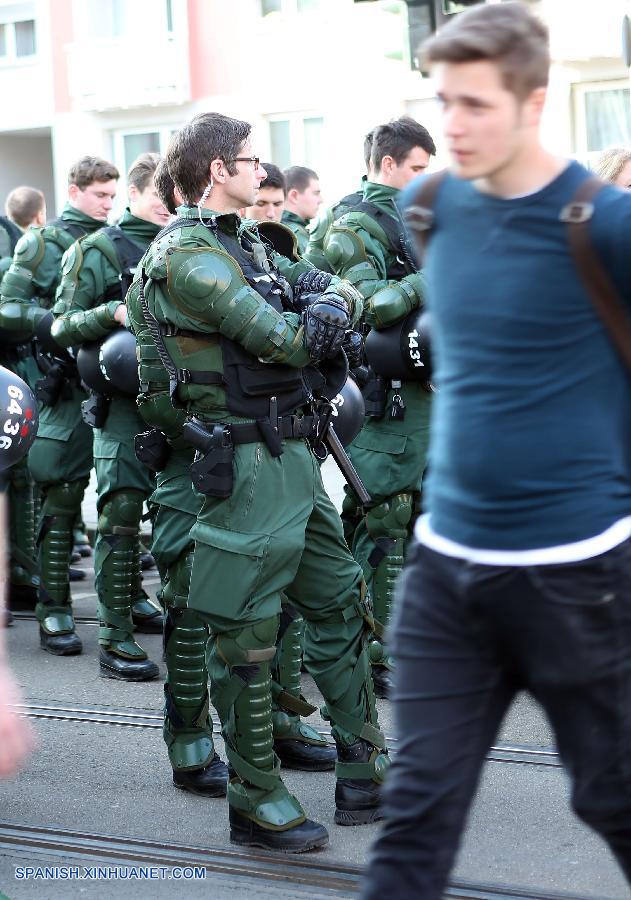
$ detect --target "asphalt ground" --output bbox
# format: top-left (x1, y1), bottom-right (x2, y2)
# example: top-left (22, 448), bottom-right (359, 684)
top-left (0, 462), bottom-right (627, 898)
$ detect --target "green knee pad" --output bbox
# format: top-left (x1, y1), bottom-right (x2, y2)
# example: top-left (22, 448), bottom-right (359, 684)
top-left (163, 603), bottom-right (214, 771)
top-left (365, 493), bottom-right (413, 652)
top-left (271, 606), bottom-right (326, 747)
top-left (37, 480), bottom-right (87, 609)
top-left (96, 489), bottom-right (146, 656)
top-left (209, 616), bottom-right (305, 830)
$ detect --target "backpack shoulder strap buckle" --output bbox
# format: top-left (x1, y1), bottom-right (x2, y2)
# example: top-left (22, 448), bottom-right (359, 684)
top-left (559, 201), bottom-right (594, 224)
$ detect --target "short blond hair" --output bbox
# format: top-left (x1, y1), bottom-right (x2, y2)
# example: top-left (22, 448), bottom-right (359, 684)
top-left (423, 1), bottom-right (550, 101)
top-left (5, 186), bottom-right (45, 228)
top-left (593, 147), bottom-right (631, 184)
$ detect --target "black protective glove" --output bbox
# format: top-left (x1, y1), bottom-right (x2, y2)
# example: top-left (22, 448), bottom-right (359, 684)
top-left (293, 269), bottom-right (334, 313)
top-left (302, 294), bottom-right (350, 361)
top-left (342, 329), bottom-right (364, 370)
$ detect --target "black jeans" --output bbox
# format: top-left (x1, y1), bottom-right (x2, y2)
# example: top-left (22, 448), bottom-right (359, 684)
top-left (362, 539), bottom-right (631, 899)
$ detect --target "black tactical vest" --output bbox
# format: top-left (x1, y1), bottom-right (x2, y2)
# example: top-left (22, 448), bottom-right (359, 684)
top-left (48, 217), bottom-right (88, 241)
top-left (100, 225), bottom-right (144, 301)
top-left (212, 224), bottom-right (319, 418)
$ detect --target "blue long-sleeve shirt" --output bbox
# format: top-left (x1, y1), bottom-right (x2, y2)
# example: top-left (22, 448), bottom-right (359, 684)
top-left (401, 161), bottom-right (631, 551)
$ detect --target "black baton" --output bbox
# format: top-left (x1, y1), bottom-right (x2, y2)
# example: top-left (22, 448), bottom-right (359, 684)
top-left (325, 425), bottom-right (371, 506)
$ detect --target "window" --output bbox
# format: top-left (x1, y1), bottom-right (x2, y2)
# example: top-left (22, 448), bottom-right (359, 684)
top-left (14, 19), bottom-right (35, 56)
top-left (261, 0), bottom-right (319, 13)
top-left (267, 114), bottom-right (324, 172)
top-left (585, 88), bottom-right (631, 153)
top-left (270, 120), bottom-right (291, 169)
top-left (573, 81), bottom-right (631, 164)
top-left (123, 133), bottom-right (161, 171)
top-left (0, 16), bottom-right (37, 62)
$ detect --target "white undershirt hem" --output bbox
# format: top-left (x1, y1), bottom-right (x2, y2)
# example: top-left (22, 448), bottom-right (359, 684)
top-left (415, 514), bottom-right (631, 566)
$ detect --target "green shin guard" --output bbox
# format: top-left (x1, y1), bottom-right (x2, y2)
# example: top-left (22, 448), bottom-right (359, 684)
top-left (208, 617), bottom-right (305, 831)
top-left (365, 493), bottom-right (413, 671)
top-left (8, 458), bottom-right (38, 591)
top-left (272, 606), bottom-right (334, 769)
top-left (163, 603), bottom-right (214, 772)
top-left (35, 482), bottom-right (85, 654)
top-left (96, 489), bottom-right (147, 659)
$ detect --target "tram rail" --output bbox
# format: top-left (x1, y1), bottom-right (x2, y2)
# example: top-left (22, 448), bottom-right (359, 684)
top-left (15, 701), bottom-right (561, 768)
top-left (0, 823), bottom-right (607, 900)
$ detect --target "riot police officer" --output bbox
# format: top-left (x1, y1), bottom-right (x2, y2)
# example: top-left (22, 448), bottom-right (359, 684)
top-left (0, 157), bottom-right (119, 653)
top-left (51, 153), bottom-right (169, 679)
top-left (324, 117), bottom-right (435, 697)
top-left (133, 112), bottom-right (388, 852)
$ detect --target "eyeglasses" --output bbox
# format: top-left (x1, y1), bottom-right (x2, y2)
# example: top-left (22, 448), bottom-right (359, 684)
top-left (230, 156), bottom-right (261, 169)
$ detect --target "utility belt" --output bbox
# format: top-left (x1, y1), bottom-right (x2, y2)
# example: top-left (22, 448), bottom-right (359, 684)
top-left (182, 412), bottom-right (321, 498)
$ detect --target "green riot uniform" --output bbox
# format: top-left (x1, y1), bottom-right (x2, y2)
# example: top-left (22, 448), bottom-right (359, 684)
top-left (304, 180), bottom-right (366, 273)
top-left (126, 238), bottom-right (336, 794)
top-left (134, 206), bottom-right (387, 850)
top-left (0, 204), bottom-right (103, 648)
top-left (0, 216), bottom-right (37, 611)
top-left (281, 210), bottom-right (310, 255)
top-left (52, 209), bottom-right (162, 680)
top-left (324, 181), bottom-right (432, 697)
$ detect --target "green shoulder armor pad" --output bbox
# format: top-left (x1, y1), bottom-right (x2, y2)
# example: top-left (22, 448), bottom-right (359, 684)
top-left (324, 224), bottom-right (369, 274)
top-left (338, 211), bottom-right (392, 256)
top-left (78, 230), bottom-right (121, 273)
top-left (166, 246), bottom-right (247, 321)
top-left (12, 228), bottom-right (46, 274)
top-left (40, 224), bottom-right (78, 253)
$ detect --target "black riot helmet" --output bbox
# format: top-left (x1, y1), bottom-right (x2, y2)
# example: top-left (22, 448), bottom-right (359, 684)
top-left (76, 328), bottom-right (139, 397)
top-left (34, 311), bottom-right (74, 364)
top-left (365, 309), bottom-right (432, 382)
top-left (329, 375), bottom-right (365, 447)
top-left (0, 366), bottom-right (38, 471)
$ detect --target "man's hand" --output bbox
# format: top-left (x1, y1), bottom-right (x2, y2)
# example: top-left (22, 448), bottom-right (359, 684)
top-left (293, 270), bottom-right (333, 313)
top-left (302, 294), bottom-right (350, 361)
top-left (114, 304), bottom-right (127, 326)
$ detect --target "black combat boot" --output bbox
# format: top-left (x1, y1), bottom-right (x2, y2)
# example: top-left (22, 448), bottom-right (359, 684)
top-left (335, 738), bottom-right (386, 826)
top-left (173, 754), bottom-right (229, 797)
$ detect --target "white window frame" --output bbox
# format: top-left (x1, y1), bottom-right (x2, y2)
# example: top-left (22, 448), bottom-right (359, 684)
top-left (112, 126), bottom-right (180, 176)
top-left (266, 112), bottom-right (324, 171)
top-left (573, 78), bottom-right (631, 166)
top-left (0, 3), bottom-right (37, 67)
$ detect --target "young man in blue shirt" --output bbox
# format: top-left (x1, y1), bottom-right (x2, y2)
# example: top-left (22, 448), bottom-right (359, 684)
top-left (363, 3), bottom-right (631, 897)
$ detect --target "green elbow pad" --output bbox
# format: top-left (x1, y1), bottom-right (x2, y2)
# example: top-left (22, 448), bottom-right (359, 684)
top-left (370, 275), bottom-right (424, 330)
top-left (0, 299), bottom-right (45, 340)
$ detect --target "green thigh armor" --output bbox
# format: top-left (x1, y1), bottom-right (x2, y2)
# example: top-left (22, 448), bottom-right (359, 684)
top-left (28, 388), bottom-right (93, 486)
top-left (36, 479), bottom-right (87, 634)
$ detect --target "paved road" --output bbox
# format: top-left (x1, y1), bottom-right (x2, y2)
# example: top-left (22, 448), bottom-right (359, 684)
top-left (0, 461), bottom-right (618, 898)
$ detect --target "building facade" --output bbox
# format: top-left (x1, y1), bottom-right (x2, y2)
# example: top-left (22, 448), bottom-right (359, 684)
top-left (0, 0), bottom-right (630, 216)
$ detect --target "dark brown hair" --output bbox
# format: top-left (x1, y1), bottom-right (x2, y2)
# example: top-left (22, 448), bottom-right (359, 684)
top-left (127, 152), bottom-right (161, 192)
top-left (423, 1), bottom-right (550, 100)
top-left (284, 166), bottom-right (319, 193)
top-left (5, 186), bottom-right (45, 228)
top-left (167, 112), bottom-right (251, 205)
top-left (260, 163), bottom-right (285, 194)
top-left (68, 156), bottom-right (119, 189)
top-left (370, 116), bottom-right (436, 170)
top-left (154, 158), bottom-right (177, 214)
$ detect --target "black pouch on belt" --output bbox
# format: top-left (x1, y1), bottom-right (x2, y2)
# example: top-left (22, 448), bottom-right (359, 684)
top-left (188, 424), bottom-right (235, 497)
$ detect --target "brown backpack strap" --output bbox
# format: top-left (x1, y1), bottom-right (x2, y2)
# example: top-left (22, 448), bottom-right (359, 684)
top-left (403, 169), bottom-right (449, 264)
top-left (563, 175), bottom-right (631, 372)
